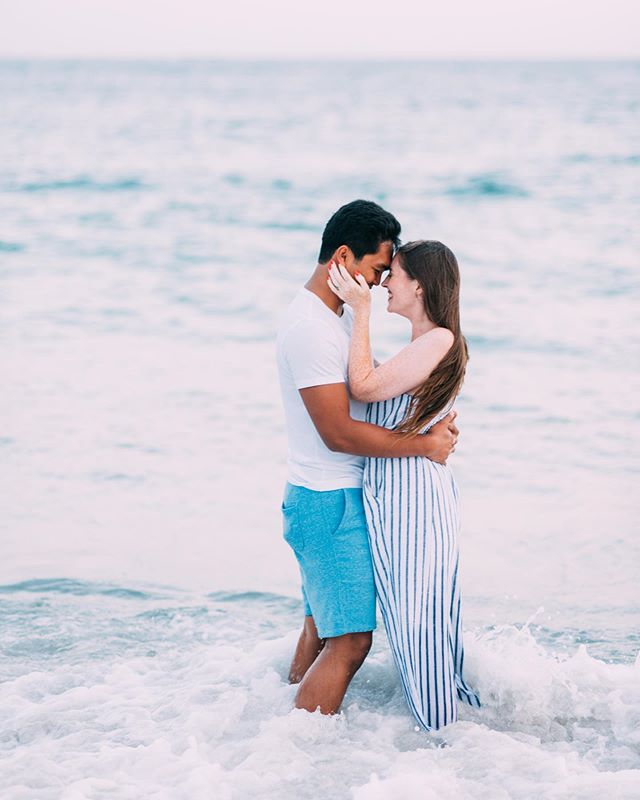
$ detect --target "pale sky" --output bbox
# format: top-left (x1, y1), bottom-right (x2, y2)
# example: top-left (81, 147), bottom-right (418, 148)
top-left (1, 0), bottom-right (638, 59)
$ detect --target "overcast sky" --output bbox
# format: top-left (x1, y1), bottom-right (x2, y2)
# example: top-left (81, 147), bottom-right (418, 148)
top-left (1, 0), bottom-right (638, 59)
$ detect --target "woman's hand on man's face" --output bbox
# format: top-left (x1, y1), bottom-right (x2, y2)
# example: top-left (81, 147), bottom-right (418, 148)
top-left (327, 261), bottom-right (371, 310)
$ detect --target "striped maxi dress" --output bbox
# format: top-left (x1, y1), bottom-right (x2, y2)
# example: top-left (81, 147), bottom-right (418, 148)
top-left (363, 393), bottom-right (480, 730)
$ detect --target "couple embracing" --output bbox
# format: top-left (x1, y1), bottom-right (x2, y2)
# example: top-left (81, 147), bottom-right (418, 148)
top-left (276, 200), bottom-right (480, 731)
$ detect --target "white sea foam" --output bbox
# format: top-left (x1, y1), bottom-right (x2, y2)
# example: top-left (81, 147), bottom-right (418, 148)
top-left (0, 589), bottom-right (638, 799)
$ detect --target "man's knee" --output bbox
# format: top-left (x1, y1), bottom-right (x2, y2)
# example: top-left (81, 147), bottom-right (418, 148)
top-left (329, 631), bottom-right (372, 667)
top-left (351, 631), bottom-right (373, 660)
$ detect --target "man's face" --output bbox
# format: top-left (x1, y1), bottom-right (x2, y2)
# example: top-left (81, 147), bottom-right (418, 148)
top-left (350, 241), bottom-right (394, 288)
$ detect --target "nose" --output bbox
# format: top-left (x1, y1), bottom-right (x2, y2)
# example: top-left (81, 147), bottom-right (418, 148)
top-left (381, 275), bottom-right (389, 288)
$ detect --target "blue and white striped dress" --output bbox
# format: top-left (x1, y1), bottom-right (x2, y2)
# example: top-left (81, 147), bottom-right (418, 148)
top-left (363, 393), bottom-right (480, 730)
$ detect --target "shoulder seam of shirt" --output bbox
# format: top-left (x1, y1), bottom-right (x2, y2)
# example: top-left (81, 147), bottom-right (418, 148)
top-left (281, 315), bottom-right (338, 339)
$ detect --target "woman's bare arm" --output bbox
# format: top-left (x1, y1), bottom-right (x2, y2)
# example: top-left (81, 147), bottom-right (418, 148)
top-left (349, 311), bottom-right (453, 402)
top-left (328, 263), bottom-right (453, 402)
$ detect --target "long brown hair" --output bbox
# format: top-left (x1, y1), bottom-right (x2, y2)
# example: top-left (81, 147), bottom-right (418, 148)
top-left (393, 240), bottom-right (469, 436)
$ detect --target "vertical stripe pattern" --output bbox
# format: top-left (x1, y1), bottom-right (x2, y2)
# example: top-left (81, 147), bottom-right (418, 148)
top-left (364, 394), bottom-right (480, 731)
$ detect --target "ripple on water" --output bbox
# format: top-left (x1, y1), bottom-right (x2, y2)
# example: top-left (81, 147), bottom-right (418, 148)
top-left (444, 173), bottom-right (530, 199)
top-left (9, 176), bottom-right (148, 193)
top-left (0, 583), bottom-right (638, 799)
top-left (0, 241), bottom-right (25, 252)
top-left (0, 578), bottom-right (156, 600)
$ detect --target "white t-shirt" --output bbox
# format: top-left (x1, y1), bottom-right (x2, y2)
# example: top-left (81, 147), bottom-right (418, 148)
top-left (276, 288), bottom-right (366, 491)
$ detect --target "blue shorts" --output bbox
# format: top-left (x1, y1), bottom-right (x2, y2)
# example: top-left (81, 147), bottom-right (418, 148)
top-left (281, 482), bottom-right (376, 639)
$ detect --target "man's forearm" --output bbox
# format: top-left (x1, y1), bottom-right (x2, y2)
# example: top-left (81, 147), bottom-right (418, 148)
top-left (327, 419), bottom-right (436, 459)
top-left (298, 382), bottom-right (454, 464)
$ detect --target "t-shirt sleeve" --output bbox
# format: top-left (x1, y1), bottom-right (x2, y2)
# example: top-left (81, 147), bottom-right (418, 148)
top-left (282, 318), bottom-right (345, 390)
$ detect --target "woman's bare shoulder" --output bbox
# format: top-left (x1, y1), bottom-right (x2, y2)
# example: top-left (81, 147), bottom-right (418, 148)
top-left (414, 326), bottom-right (454, 349)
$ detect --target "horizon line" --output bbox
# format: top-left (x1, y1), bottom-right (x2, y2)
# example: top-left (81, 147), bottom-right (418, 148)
top-left (0, 54), bottom-right (638, 63)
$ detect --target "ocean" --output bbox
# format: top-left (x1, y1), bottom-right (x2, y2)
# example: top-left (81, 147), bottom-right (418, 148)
top-left (1, 60), bottom-right (639, 799)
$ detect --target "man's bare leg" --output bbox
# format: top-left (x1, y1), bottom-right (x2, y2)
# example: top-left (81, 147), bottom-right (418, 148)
top-left (289, 615), bottom-right (325, 684)
top-left (294, 631), bottom-right (372, 714)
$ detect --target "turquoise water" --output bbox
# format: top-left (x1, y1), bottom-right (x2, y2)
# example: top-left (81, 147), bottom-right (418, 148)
top-left (1, 61), bottom-right (639, 797)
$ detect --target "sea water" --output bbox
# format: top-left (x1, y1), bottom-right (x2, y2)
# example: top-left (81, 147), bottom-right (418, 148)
top-left (1, 60), bottom-right (639, 798)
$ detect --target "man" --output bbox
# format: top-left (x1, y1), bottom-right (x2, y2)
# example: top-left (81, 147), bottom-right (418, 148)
top-left (276, 200), bottom-right (458, 716)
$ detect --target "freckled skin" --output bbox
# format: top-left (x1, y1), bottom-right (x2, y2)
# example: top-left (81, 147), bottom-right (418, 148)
top-left (328, 256), bottom-right (455, 403)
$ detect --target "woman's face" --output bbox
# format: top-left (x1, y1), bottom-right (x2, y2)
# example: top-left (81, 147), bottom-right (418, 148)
top-left (381, 256), bottom-right (421, 318)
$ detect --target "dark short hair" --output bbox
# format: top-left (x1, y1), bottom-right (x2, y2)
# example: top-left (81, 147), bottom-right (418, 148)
top-left (318, 200), bottom-right (401, 263)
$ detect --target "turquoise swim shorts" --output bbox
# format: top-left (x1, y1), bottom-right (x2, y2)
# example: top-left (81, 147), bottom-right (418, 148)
top-left (281, 482), bottom-right (376, 639)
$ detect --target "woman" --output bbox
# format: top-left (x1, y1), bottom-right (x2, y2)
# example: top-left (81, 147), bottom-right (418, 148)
top-left (328, 240), bottom-right (480, 730)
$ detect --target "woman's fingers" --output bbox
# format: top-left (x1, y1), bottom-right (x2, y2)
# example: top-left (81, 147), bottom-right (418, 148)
top-left (329, 262), bottom-right (349, 286)
top-left (328, 264), bottom-right (351, 298)
top-left (329, 263), bottom-right (368, 292)
top-left (354, 272), bottom-right (368, 289)
top-left (327, 262), bottom-right (343, 293)
top-left (329, 262), bottom-right (357, 286)
top-left (327, 262), bottom-right (371, 304)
